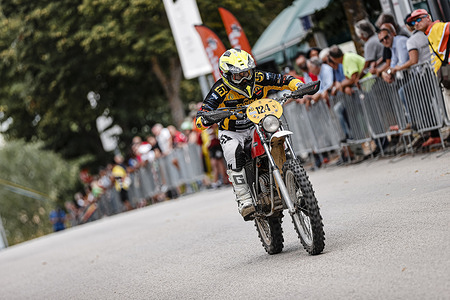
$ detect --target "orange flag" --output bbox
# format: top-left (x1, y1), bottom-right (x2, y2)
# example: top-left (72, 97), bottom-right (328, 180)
top-left (218, 7), bottom-right (253, 56)
top-left (194, 25), bottom-right (227, 82)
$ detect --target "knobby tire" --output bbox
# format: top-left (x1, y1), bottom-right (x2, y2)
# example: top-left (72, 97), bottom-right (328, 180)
top-left (283, 159), bottom-right (325, 255)
top-left (254, 214), bottom-right (284, 255)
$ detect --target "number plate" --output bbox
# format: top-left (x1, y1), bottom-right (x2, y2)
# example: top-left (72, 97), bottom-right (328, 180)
top-left (246, 98), bottom-right (283, 124)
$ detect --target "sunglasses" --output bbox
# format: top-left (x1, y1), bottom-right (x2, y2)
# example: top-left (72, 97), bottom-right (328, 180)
top-left (379, 35), bottom-right (390, 43)
top-left (410, 15), bottom-right (427, 26)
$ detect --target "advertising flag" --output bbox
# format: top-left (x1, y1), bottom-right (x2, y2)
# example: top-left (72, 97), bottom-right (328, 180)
top-left (163, 0), bottom-right (212, 79)
top-left (194, 25), bottom-right (227, 81)
top-left (218, 7), bottom-right (253, 56)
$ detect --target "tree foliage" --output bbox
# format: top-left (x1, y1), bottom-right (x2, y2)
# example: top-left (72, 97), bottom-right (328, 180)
top-left (0, 0), bottom-right (290, 169)
top-left (0, 140), bottom-right (81, 246)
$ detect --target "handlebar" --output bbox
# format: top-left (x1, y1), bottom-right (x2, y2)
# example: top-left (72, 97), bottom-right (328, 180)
top-left (202, 80), bottom-right (321, 120)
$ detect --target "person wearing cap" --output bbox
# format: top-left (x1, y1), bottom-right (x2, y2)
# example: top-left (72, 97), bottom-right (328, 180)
top-left (392, 13), bottom-right (431, 72)
top-left (407, 8), bottom-right (447, 73)
top-left (407, 8), bottom-right (448, 147)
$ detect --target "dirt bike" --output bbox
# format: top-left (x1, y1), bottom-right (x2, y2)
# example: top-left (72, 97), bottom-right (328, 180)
top-left (203, 81), bottom-right (325, 255)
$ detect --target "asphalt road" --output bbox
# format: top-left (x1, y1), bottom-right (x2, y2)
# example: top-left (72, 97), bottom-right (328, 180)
top-left (1, 153), bottom-right (449, 300)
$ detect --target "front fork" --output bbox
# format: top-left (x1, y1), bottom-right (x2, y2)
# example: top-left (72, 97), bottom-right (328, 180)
top-left (255, 126), bottom-right (296, 215)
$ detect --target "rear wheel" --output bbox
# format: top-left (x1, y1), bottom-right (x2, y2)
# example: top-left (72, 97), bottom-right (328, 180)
top-left (254, 215), bottom-right (284, 255)
top-left (283, 159), bottom-right (325, 255)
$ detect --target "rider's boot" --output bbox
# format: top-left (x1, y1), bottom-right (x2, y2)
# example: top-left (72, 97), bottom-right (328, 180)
top-left (227, 169), bottom-right (255, 221)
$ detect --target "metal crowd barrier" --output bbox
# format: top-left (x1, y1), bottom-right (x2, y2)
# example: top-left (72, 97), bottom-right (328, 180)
top-left (128, 143), bottom-right (205, 203)
top-left (306, 99), bottom-right (343, 154)
top-left (283, 101), bottom-right (315, 156)
top-left (283, 62), bottom-right (448, 159)
top-left (81, 143), bottom-right (206, 222)
top-left (358, 62), bottom-right (447, 149)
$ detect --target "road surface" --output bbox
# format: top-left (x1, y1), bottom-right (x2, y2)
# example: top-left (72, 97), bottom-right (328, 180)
top-left (1, 153), bottom-right (449, 299)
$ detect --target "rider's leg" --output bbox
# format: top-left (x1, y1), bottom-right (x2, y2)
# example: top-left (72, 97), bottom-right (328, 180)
top-left (227, 168), bottom-right (254, 219)
top-left (219, 129), bottom-right (255, 219)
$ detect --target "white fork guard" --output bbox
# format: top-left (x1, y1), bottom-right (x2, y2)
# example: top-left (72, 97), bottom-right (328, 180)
top-left (270, 130), bottom-right (293, 141)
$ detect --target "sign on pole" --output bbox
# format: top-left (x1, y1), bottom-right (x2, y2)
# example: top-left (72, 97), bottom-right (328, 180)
top-left (163, 0), bottom-right (212, 79)
top-left (194, 25), bottom-right (227, 82)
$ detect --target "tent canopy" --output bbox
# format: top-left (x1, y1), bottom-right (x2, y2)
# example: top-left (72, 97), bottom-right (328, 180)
top-left (252, 0), bottom-right (330, 64)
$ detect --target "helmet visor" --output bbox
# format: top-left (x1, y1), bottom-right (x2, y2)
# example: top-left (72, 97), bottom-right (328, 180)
top-left (231, 70), bottom-right (253, 84)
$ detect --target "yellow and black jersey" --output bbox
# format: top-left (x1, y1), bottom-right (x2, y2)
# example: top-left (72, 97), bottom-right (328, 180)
top-left (196, 71), bottom-right (302, 131)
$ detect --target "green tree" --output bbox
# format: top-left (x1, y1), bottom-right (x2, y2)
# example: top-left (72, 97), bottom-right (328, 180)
top-left (0, 0), bottom-right (290, 168)
top-left (0, 140), bottom-right (81, 246)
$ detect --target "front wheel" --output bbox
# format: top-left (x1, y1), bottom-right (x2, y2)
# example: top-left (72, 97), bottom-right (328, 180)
top-left (254, 215), bottom-right (284, 255)
top-left (283, 159), bottom-right (325, 255)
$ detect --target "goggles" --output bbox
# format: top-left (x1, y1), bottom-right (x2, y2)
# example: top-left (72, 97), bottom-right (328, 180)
top-left (231, 70), bottom-right (253, 84)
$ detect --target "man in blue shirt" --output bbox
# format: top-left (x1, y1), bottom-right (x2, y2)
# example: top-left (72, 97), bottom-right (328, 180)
top-left (378, 28), bottom-right (409, 83)
top-left (306, 57), bottom-right (334, 102)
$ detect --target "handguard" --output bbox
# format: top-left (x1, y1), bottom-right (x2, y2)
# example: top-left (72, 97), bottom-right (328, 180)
top-left (201, 110), bottom-right (232, 126)
top-left (292, 81), bottom-right (321, 98)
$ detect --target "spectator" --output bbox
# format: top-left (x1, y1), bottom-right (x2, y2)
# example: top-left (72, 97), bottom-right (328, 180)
top-left (328, 45), bottom-right (369, 95)
top-left (64, 201), bottom-right (79, 227)
top-left (355, 19), bottom-right (385, 76)
top-left (328, 45), bottom-right (373, 150)
top-left (74, 192), bottom-right (85, 209)
top-left (167, 125), bottom-right (188, 148)
top-left (307, 47), bottom-right (322, 59)
top-left (321, 48), bottom-right (346, 93)
top-left (376, 12), bottom-right (410, 38)
top-left (378, 28), bottom-right (409, 83)
top-left (373, 23), bottom-right (398, 77)
top-left (152, 123), bottom-right (173, 156)
top-left (146, 135), bottom-right (162, 159)
top-left (283, 65), bottom-right (303, 80)
top-left (206, 123), bottom-right (228, 188)
top-left (377, 27), bottom-right (410, 152)
top-left (392, 14), bottom-right (431, 72)
top-left (295, 52), bottom-right (318, 83)
top-left (180, 119), bottom-right (198, 144)
top-left (407, 8), bottom-right (447, 147)
top-left (97, 167), bottom-right (114, 216)
top-left (49, 207), bottom-right (66, 232)
top-left (305, 57), bottom-right (334, 104)
top-left (112, 153), bottom-right (133, 211)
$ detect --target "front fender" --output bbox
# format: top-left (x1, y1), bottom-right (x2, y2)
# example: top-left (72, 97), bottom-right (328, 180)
top-left (270, 130), bottom-right (293, 142)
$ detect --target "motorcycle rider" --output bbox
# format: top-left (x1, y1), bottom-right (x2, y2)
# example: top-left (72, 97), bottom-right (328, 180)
top-left (196, 48), bottom-right (303, 220)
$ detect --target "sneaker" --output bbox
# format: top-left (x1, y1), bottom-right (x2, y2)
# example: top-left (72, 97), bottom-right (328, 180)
top-left (422, 137), bottom-right (441, 147)
top-left (407, 135), bottom-right (423, 149)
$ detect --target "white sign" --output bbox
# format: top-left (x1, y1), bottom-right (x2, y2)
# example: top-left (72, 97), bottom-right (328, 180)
top-left (163, 0), bottom-right (212, 79)
top-left (96, 115), bottom-right (122, 152)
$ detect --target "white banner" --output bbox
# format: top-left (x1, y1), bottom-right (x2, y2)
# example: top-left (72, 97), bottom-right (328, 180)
top-left (163, 0), bottom-right (212, 79)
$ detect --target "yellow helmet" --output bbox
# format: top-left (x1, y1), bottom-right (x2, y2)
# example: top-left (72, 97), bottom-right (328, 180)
top-left (219, 49), bottom-right (256, 98)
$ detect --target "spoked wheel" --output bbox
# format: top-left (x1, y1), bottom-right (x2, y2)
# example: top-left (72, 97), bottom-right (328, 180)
top-left (254, 214), bottom-right (284, 255)
top-left (283, 159), bottom-right (325, 255)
